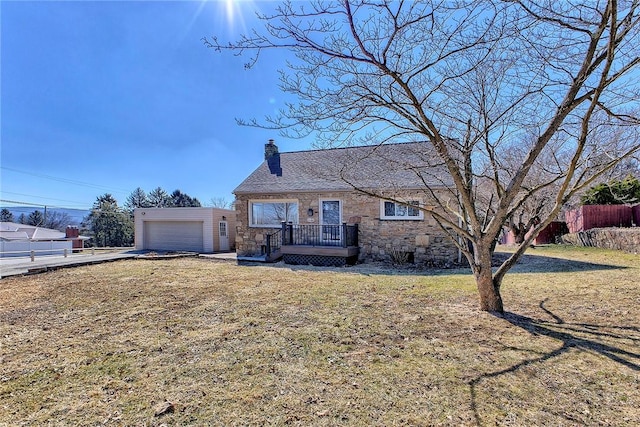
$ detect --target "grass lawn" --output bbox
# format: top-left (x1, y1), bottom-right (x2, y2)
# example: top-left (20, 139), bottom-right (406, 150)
top-left (1, 245), bottom-right (638, 426)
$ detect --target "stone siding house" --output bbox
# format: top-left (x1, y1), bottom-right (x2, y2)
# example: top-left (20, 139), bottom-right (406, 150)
top-left (233, 140), bottom-right (460, 267)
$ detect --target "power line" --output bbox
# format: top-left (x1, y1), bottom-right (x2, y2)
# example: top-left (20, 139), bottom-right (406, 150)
top-left (0, 199), bottom-right (131, 215)
top-left (0, 191), bottom-right (89, 207)
top-left (0, 199), bottom-right (47, 207)
top-left (1, 166), bottom-right (130, 194)
top-left (0, 199), bottom-right (88, 211)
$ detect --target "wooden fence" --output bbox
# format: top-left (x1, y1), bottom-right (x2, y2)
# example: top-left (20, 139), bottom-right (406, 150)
top-left (500, 221), bottom-right (568, 245)
top-left (565, 205), bottom-right (636, 233)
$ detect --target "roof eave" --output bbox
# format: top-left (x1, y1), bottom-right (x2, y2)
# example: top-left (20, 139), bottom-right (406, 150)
top-left (233, 184), bottom-right (453, 196)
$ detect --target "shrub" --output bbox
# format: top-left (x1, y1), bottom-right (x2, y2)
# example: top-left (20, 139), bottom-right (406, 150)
top-left (581, 175), bottom-right (640, 205)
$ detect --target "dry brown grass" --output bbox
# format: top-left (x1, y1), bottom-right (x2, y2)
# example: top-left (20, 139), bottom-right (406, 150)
top-left (1, 245), bottom-right (638, 426)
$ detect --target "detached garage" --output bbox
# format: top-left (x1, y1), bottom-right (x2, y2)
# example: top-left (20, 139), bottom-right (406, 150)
top-left (143, 221), bottom-right (204, 252)
top-left (134, 207), bottom-right (235, 253)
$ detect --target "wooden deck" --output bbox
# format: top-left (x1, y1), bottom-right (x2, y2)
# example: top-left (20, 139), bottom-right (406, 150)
top-left (260, 222), bottom-right (360, 266)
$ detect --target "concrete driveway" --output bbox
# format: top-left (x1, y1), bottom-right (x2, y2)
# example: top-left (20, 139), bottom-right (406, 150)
top-left (0, 251), bottom-right (139, 278)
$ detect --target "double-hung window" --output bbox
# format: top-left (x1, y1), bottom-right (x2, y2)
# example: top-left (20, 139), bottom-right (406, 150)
top-left (380, 200), bottom-right (423, 220)
top-left (250, 200), bottom-right (299, 227)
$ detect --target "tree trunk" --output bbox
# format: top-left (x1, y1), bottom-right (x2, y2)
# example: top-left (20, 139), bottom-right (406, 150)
top-left (473, 248), bottom-right (504, 313)
top-left (476, 270), bottom-right (504, 312)
top-left (511, 223), bottom-right (527, 244)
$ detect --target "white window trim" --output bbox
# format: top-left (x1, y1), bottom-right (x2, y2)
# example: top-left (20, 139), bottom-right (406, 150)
top-left (380, 199), bottom-right (424, 220)
top-left (249, 199), bottom-right (299, 228)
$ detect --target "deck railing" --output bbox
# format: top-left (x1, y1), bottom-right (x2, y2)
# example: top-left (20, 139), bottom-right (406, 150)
top-left (265, 229), bottom-right (282, 257)
top-left (283, 222), bottom-right (359, 248)
top-left (264, 222), bottom-right (359, 256)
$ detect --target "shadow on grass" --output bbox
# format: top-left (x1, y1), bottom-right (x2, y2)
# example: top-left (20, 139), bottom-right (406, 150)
top-left (468, 300), bottom-right (640, 425)
top-left (259, 252), bottom-right (627, 277)
top-left (499, 252), bottom-right (627, 274)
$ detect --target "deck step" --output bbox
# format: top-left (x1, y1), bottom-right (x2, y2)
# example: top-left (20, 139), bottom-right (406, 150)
top-left (237, 255), bottom-right (268, 263)
top-left (237, 250), bottom-right (283, 263)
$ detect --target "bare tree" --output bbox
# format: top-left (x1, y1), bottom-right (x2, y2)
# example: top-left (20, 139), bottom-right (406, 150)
top-left (43, 211), bottom-right (74, 231)
top-left (208, 197), bottom-right (232, 209)
top-left (206, 0), bottom-right (640, 312)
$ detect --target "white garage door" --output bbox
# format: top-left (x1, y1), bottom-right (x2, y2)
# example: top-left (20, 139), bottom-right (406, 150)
top-left (143, 221), bottom-right (204, 252)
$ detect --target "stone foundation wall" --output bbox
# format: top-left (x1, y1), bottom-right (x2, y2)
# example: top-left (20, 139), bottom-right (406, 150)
top-left (234, 191), bottom-right (460, 266)
top-left (561, 227), bottom-right (640, 253)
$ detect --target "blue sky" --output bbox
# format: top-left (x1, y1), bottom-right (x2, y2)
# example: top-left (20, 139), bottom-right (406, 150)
top-left (1, 0), bottom-right (311, 210)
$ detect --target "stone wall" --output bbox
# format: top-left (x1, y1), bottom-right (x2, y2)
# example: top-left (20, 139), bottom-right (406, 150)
top-left (234, 190), bottom-right (460, 266)
top-left (561, 227), bottom-right (640, 253)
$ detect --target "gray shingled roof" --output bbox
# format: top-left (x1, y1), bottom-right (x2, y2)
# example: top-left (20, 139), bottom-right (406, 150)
top-left (234, 142), bottom-right (454, 194)
top-left (0, 222), bottom-right (66, 241)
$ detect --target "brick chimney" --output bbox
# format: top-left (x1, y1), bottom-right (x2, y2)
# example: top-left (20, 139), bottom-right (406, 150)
top-left (264, 139), bottom-right (279, 159)
top-left (66, 226), bottom-right (79, 238)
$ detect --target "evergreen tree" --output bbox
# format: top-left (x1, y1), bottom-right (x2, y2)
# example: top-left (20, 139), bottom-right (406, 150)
top-left (581, 176), bottom-right (640, 205)
top-left (148, 187), bottom-right (172, 208)
top-left (170, 189), bottom-right (201, 207)
top-left (0, 208), bottom-right (14, 222)
top-left (85, 194), bottom-right (133, 247)
top-left (17, 213), bottom-right (27, 224)
top-left (125, 187), bottom-right (150, 216)
top-left (27, 210), bottom-right (44, 226)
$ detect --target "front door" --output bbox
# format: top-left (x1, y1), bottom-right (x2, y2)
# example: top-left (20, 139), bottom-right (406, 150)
top-left (219, 221), bottom-right (230, 251)
top-left (320, 200), bottom-right (342, 241)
